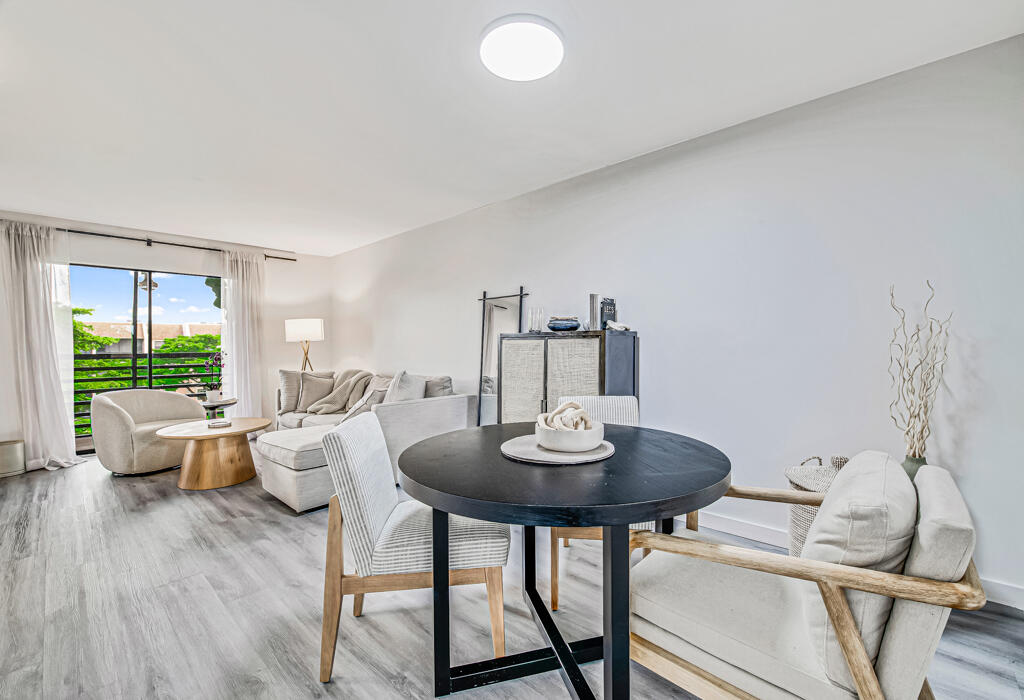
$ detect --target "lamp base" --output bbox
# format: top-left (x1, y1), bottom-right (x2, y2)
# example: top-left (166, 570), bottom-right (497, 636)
top-left (299, 340), bottom-right (314, 372)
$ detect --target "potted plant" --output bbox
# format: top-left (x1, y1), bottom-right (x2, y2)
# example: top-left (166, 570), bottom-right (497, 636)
top-left (888, 282), bottom-right (951, 478)
top-left (204, 351), bottom-right (225, 402)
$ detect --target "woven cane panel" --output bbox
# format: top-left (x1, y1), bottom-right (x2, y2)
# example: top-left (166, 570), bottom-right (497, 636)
top-left (499, 339), bottom-right (545, 422)
top-left (546, 337), bottom-right (600, 408)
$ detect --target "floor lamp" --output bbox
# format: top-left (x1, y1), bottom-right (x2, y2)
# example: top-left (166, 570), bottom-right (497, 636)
top-left (285, 318), bottom-right (325, 371)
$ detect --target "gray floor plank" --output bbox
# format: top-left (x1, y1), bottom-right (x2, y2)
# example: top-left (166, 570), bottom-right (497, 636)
top-left (0, 459), bottom-right (1020, 699)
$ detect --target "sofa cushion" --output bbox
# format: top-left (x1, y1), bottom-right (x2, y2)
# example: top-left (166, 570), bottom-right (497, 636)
top-left (307, 370), bottom-right (374, 415)
top-left (384, 370), bottom-right (426, 404)
top-left (278, 370), bottom-right (333, 414)
top-left (297, 373), bottom-right (335, 412)
top-left (345, 374), bottom-right (392, 419)
top-left (256, 425), bottom-right (333, 470)
top-left (800, 450), bottom-right (917, 692)
top-left (277, 411), bottom-right (308, 429)
top-left (302, 413), bottom-right (346, 427)
top-left (419, 375), bottom-right (454, 398)
top-left (630, 530), bottom-right (853, 700)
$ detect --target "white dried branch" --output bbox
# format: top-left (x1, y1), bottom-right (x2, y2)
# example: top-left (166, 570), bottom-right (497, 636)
top-left (888, 281), bottom-right (951, 459)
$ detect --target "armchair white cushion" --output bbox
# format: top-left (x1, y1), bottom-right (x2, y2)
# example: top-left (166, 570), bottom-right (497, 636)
top-left (91, 389), bottom-right (206, 475)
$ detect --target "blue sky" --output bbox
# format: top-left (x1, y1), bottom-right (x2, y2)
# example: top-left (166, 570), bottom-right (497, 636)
top-left (70, 266), bottom-right (223, 325)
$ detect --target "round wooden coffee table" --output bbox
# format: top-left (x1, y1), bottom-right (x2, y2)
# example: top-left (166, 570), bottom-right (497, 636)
top-left (156, 417), bottom-right (271, 490)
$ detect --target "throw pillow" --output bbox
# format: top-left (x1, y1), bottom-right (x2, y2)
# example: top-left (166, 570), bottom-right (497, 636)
top-left (296, 372), bottom-right (336, 412)
top-left (800, 450), bottom-right (917, 693)
top-left (383, 369), bottom-right (427, 404)
top-left (307, 370), bottom-right (374, 415)
top-left (418, 375), bottom-right (454, 397)
top-left (278, 369), bottom-right (332, 415)
top-left (344, 374), bottom-right (393, 419)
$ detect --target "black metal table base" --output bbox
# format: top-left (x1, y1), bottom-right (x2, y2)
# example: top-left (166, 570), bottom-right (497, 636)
top-left (432, 512), bottom-right (670, 698)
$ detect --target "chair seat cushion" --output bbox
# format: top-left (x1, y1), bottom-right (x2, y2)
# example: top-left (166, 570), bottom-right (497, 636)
top-left (370, 500), bottom-right (510, 576)
top-left (256, 425), bottom-right (333, 470)
top-left (277, 411), bottom-right (308, 429)
top-left (630, 530), bottom-right (853, 700)
top-left (302, 413), bottom-right (347, 427)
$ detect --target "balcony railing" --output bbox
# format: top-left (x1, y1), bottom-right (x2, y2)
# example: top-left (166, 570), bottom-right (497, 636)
top-left (73, 351), bottom-right (221, 444)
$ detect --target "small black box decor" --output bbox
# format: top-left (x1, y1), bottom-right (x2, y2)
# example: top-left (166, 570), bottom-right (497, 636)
top-left (600, 298), bottom-right (617, 329)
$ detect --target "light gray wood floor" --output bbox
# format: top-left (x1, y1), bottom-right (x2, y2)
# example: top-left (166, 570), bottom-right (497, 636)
top-left (1, 459), bottom-right (1021, 699)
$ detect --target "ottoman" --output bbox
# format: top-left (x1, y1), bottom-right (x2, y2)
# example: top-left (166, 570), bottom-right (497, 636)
top-left (254, 425), bottom-right (335, 512)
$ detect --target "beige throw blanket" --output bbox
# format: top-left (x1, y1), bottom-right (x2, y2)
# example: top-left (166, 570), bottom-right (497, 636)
top-left (537, 401), bottom-right (593, 431)
top-left (307, 369), bottom-right (373, 414)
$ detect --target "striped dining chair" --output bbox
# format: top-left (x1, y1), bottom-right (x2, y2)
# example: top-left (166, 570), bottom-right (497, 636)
top-left (318, 412), bottom-right (511, 682)
top-left (548, 395), bottom-right (695, 611)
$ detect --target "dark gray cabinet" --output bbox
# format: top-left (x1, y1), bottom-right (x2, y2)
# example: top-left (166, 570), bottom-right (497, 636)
top-left (497, 330), bottom-right (639, 423)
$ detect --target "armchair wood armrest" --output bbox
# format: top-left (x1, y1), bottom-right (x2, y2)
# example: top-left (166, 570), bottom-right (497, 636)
top-left (725, 485), bottom-right (825, 506)
top-left (630, 531), bottom-right (985, 611)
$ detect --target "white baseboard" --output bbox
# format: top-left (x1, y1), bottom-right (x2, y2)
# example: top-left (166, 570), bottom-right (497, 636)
top-left (978, 578), bottom-right (1024, 611)
top-left (685, 512), bottom-right (1024, 611)
top-left (689, 511), bottom-right (788, 549)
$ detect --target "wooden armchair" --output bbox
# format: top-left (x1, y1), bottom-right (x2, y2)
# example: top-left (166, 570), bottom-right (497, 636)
top-left (628, 454), bottom-right (984, 700)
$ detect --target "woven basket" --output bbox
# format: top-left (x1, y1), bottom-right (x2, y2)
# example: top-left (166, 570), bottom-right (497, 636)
top-left (785, 455), bottom-right (849, 556)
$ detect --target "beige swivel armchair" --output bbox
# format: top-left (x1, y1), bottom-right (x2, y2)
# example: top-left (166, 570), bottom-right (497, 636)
top-left (628, 451), bottom-right (984, 700)
top-left (91, 389), bottom-right (206, 474)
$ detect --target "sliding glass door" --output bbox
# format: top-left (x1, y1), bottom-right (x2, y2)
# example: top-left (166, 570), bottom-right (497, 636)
top-left (70, 265), bottom-right (223, 453)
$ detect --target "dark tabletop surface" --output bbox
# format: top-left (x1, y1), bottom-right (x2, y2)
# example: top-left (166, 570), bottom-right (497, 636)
top-left (398, 422), bottom-right (731, 527)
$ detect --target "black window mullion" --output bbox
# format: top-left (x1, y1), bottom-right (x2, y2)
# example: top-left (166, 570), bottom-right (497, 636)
top-left (146, 270), bottom-right (153, 389)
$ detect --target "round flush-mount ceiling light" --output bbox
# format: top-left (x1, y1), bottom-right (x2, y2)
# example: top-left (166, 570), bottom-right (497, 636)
top-left (480, 15), bottom-right (564, 81)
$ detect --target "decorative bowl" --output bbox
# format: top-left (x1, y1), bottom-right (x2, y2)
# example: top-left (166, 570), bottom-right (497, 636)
top-left (535, 421), bottom-right (604, 453)
top-left (547, 316), bottom-right (581, 332)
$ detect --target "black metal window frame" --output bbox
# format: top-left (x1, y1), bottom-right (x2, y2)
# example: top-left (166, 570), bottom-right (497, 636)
top-left (72, 264), bottom-right (222, 454)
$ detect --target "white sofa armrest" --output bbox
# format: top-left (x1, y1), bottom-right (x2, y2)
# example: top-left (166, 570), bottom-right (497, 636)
top-left (372, 394), bottom-right (476, 481)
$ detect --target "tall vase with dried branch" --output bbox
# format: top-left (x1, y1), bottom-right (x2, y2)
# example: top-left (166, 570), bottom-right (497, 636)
top-left (888, 281), bottom-right (952, 478)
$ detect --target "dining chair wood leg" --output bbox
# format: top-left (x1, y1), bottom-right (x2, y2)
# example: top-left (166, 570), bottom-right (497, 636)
top-left (351, 593), bottom-right (364, 617)
top-left (563, 538), bottom-right (569, 547)
top-left (550, 529), bottom-right (560, 611)
top-left (817, 581), bottom-right (884, 700)
top-left (320, 496), bottom-right (344, 683)
top-left (919, 678), bottom-right (936, 700)
top-left (484, 566), bottom-right (506, 657)
top-left (686, 511), bottom-right (699, 531)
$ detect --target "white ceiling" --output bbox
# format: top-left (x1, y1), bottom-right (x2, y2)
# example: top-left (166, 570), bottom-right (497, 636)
top-left (1, 1), bottom-right (1021, 256)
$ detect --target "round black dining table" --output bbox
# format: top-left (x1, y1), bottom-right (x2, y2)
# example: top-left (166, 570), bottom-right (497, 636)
top-left (398, 422), bottom-right (732, 699)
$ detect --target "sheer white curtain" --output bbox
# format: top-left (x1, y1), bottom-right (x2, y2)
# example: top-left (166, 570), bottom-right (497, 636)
top-left (0, 220), bottom-right (82, 469)
top-left (221, 250), bottom-right (265, 420)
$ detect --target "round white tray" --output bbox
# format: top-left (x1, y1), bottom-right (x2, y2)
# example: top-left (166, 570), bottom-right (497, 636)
top-left (500, 435), bottom-right (615, 465)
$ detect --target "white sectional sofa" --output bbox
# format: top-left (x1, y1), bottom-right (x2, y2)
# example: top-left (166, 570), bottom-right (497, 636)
top-left (254, 370), bottom-right (475, 512)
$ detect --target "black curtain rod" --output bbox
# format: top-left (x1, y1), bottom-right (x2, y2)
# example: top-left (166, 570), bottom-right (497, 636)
top-left (61, 228), bottom-right (297, 262)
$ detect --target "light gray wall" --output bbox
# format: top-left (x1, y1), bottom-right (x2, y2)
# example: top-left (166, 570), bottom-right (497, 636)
top-left (330, 37), bottom-right (1024, 606)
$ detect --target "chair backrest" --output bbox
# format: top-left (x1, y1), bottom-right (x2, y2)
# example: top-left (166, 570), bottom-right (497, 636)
top-left (558, 395), bottom-right (639, 427)
top-left (799, 450), bottom-right (918, 693)
top-left (321, 413), bottom-right (400, 575)
top-left (875, 465), bottom-right (976, 699)
top-left (97, 388), bottom-right (198, 425)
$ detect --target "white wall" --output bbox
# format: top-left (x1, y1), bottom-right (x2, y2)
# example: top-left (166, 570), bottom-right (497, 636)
top-left (329, 37), bottom-right (1024, 606)
top-left (0, 215), bottom-right (333, 440)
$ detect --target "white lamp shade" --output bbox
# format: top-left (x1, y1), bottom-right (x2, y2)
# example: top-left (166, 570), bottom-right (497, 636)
top-left (285, 318), bottom-right (325, 343)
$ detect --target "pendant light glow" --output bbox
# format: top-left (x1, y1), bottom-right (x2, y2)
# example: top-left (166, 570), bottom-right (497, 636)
top-left (480, 15), bottom-right (564, 81)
